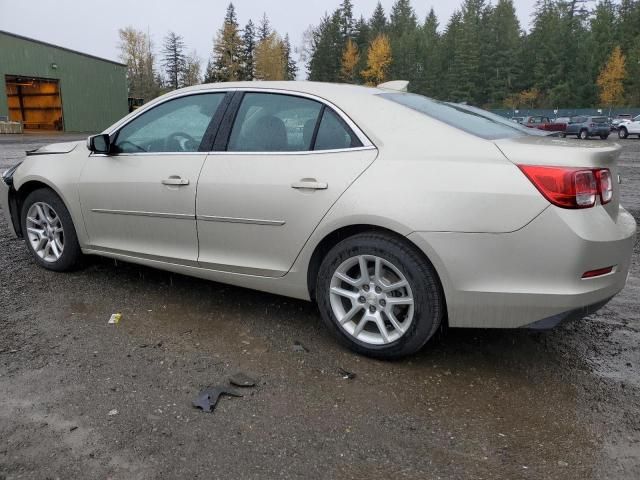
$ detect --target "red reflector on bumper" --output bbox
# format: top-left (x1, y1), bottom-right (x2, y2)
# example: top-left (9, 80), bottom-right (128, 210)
top-left (582, 267), bottom-right (614, 279)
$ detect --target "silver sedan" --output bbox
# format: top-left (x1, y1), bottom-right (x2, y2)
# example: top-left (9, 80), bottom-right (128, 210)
top-left (1, 81), bottom-right (636, 358)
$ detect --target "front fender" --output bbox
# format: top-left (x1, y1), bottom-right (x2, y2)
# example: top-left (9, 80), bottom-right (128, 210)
top-left (13, 148), bottom-right (90, 245)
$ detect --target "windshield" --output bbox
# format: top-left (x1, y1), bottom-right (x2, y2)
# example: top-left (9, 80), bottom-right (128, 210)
top-left (379, 92), bottom-right (538, 140)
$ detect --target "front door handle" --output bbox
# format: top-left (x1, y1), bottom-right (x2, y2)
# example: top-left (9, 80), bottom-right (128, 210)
top-left (162, 176), bottom-right (190, 186)
top-left (291, 179), bottom-right (328, 190)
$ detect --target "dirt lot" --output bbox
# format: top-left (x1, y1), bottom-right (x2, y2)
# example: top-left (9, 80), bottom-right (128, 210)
top-left (0, 132), bottom-right (638, 480)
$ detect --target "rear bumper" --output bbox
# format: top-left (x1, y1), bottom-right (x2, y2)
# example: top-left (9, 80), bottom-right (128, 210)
top-left (409, 205), bottom-right (636, 329)
top-left (524, 297), bottom-right (613, 329)
top-left (0, 176), bottom-right (17, 237)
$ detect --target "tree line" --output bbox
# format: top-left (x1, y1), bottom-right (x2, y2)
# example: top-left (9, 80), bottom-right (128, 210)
top-left (305, 0), bottom-right (640, 108)
top-left (117, 0), bottom-right (640, 109)
top-left (117, 3), bottom-right (296, 101)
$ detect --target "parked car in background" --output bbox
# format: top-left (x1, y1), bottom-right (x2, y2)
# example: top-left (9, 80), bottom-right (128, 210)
top-left (522, 115), bottom-right (567, 132)
top-left (1, 81), bottom-right (635, 358)
top-left (511, 116), bottom-right (525, 124)
top-left (611, 114), bottom-right (633, 130)
top-left (563, 116), bottom-right (610, 139)
top-left (617, 115), bottom-right (640, 139)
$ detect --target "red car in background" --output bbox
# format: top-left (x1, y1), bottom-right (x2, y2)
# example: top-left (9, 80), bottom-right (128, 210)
top-left (521, 115), bottom-right (568, 132)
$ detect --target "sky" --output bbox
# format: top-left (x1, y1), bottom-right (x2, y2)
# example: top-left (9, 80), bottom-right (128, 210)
top-left (0, 0), bottom-right (537, 77)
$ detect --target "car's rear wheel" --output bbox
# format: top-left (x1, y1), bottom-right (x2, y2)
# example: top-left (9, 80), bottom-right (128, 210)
top-left (20, 188), bottom-right (83, 272)
top-left (316, 232), bottom-right (444, 359)
top-left (579, 129), bottom-right (589, 140)
top-left (619, 127), bottom-right (628, 139)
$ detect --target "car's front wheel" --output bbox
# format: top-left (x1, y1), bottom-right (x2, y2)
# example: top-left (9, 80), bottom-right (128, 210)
top-left (316, 232), bottom-right (444, 359)
top-left (20, 188), bottom-right (83, 271)
top-left (579, 129), bottom-right (589, 140)
top-left (619, 127), bottom-right (628, 139)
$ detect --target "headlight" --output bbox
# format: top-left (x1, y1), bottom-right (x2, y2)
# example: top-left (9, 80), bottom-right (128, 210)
top-left (2, 162), bottom-right (22, 186)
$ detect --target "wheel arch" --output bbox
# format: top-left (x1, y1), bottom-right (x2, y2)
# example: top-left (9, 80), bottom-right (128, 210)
top-left (306, 224), bottom-right (449, 327)
top-left (11, 179), bottom-right (74, 238)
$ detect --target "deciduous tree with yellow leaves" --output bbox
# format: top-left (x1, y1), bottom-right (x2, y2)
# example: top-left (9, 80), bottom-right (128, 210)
top-left (340, 38), bottom-right (359, 83)
top-left (254, 33), bottom-right (286, 80)
top-left (597, 46), bottom-right (626, 107)
top-left (361, 34), bottom-right (392, 86)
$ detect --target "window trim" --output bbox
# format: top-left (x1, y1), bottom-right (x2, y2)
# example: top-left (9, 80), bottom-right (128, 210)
top-left (105, 87), bottom-right (375, 155)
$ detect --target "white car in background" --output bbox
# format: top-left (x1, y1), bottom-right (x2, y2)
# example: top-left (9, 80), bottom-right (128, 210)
top-left (617, 115), bottom-right (640, 138)
top-left (1, 81), bottom-right (636, 358)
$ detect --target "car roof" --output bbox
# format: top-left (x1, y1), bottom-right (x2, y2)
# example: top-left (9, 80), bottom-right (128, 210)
top-left (175, 81), bottom-right (383, 102)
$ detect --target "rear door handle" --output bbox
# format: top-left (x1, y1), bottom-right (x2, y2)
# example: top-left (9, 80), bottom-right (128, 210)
top-left (162, 176), bottom-right (190, 186)
top-left (291, 179), bottom-right (328, 190)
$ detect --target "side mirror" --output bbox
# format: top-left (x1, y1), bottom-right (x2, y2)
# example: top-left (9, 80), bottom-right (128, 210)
top-left (87, 134), bottom-right (111, 154)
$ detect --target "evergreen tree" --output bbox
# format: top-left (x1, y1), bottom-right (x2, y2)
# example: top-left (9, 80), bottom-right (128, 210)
top-left (441, 10), bottom-right (465, 101)
top-left (353, 16), bottom-right (371, 83)
top-left (308, 11), bottom-right (343, 81)
top-left (339, 0), bottom-right (355, 40)
top-left (283, 33), bottom-right (298, 80)
top-left (241, 19), bottom-right (256, 80)
top-left (388, 0), bottom-right (420, 87)
top-left (369, 2), bottom-right (387, 36)
top-left (484, 0), bottom-right (522, 106)
top-left (210, 3), bottom-right (243, 82)
top-left (162, 31), bottom-right (186, 90)
top-left (389, 0), bottom-right (417, 36)
top-left (418, 8), bottom-right (441, 98)
top-left (258, 13), bottom-right (271, 42)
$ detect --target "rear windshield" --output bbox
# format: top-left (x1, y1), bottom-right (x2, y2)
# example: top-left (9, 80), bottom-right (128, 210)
top-left (379, 92), bottom-right (531, 140)
top-left (592, 117), bottom-right (607, 123)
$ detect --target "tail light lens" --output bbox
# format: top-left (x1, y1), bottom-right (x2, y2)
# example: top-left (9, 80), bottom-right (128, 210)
top-left (596, 169), bottom-right (613, 204)
top-left (519, 166), bottom-right (612, 209)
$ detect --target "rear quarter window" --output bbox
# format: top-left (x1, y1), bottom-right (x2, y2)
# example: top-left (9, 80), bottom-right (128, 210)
top-left (379, 92), bottom-right (529, 140)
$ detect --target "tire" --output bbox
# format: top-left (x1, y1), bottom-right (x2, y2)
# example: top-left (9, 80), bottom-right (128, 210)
top-left (316, 232), bottom-right (444, 359)
top-left (579, 129), bottom-right (589, 140)
top-left (619, 127), bottom-right (628, 139)
top-left (560, 132), bottom-right (566, 138)
top-left (600, 134), bottom-right (609, 140)
top-left (20, 188), bottom-right (83, 272)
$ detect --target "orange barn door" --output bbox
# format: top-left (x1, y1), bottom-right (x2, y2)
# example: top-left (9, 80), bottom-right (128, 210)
top-left (5, 76), bottom-right (64, 131)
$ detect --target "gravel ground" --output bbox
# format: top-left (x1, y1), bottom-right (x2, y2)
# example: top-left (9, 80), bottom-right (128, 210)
top-left (0, 132), bottom-right (638, 480)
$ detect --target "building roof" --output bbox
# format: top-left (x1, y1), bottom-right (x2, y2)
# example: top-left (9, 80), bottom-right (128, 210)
top-left (0, 30), bottom-right (126, 67)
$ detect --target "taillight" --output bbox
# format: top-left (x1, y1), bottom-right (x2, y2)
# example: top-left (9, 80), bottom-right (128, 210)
top-left (519, 166), bottom-right (612, 209)
top-left (596, 169), bottom-right (613, 204)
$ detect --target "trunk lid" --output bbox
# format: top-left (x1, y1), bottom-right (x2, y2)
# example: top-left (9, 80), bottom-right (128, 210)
top-left (494, 136), bottom-right (622, 219)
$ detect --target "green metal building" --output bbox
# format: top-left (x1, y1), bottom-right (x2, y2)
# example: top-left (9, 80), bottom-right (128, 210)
top-left (0, 30), bottom-right (128, 132)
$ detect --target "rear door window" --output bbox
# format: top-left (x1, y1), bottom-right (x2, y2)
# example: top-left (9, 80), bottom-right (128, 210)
top-left (227, 93), bottom-right (322, 152)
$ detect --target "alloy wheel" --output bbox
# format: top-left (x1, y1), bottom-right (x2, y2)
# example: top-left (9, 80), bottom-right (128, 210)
top-left (25, 202), bottom-right (64, 263)
top-left (329, 255), bottom-right (414, 346)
